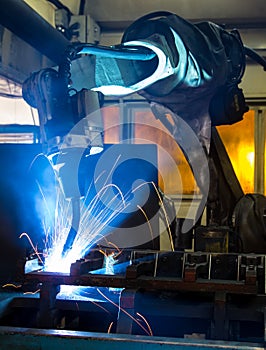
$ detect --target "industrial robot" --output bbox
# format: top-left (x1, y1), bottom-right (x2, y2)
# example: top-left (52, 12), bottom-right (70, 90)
top-left (22, 11), bottom-right (266, 257)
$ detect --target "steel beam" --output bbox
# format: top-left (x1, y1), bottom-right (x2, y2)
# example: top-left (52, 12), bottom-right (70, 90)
top-left (25, 270), bottom-right (258, 295)
top-left (0, 326), bottom-right (265, 350)
top-left (0, 0), bottom-right (70, 64)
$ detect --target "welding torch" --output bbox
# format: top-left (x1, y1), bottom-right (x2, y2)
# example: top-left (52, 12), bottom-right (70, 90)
top-left (55, 148), bottom-right (83, 258)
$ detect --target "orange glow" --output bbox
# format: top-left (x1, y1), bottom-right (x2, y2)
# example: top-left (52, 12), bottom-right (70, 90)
top-left (102, 106), bottom-right (258, 195)
top-left (101, 106), bottom-right (198, 194)
top-left (134, 110), bottom-right (197, 194)
top-left (102, 106), bottom-right (120, 144)
top-left (217, 110), bottom-right (255, 194)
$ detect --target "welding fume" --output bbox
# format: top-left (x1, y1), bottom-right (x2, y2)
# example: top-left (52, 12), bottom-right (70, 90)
top-left (22, 11), bottom-right (265, 270)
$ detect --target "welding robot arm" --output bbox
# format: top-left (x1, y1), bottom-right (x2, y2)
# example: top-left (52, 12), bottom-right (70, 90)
top-left (22, 41), bottom-right (164, 257)
top-left (68, 12), bottom-right (266, 194)
top-left (68, 11), bottom-right (251, 192)
top-left (23, 11), bottom-right (266, 257)
top-left (22, 61), bottom-right (105, 257)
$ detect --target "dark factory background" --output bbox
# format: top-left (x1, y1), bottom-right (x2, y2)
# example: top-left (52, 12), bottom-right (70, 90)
top-left (0, 1), bottom-right (265, 349)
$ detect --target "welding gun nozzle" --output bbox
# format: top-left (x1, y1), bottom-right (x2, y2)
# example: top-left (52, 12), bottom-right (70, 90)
top-left (61, 197), bottom-right (80, 258)
top-left (61, 226), bottom-right (77, 258)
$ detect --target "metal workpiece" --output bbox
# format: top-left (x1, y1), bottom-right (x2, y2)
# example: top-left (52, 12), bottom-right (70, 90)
top-left (1, 251), bottom-right (266, 344)
top-left (26, 270), bottom-right (259, 295)
top-left (25, 250), bottom-right (265, 295)
top-left (21, 250), bottom-right (266, 341)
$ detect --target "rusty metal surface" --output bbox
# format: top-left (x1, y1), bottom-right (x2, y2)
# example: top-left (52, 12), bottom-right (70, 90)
top-left (25, 270), bottom-right (258, 295)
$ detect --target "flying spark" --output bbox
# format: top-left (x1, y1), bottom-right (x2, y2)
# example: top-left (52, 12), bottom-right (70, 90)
top-left (42, 182), bottom-right (129, 273)
top-left (22, 155), bottom-right (166, 277)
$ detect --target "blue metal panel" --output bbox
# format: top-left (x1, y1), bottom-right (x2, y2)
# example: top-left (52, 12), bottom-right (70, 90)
top-left (0, 326), bottom-right (264, 350)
